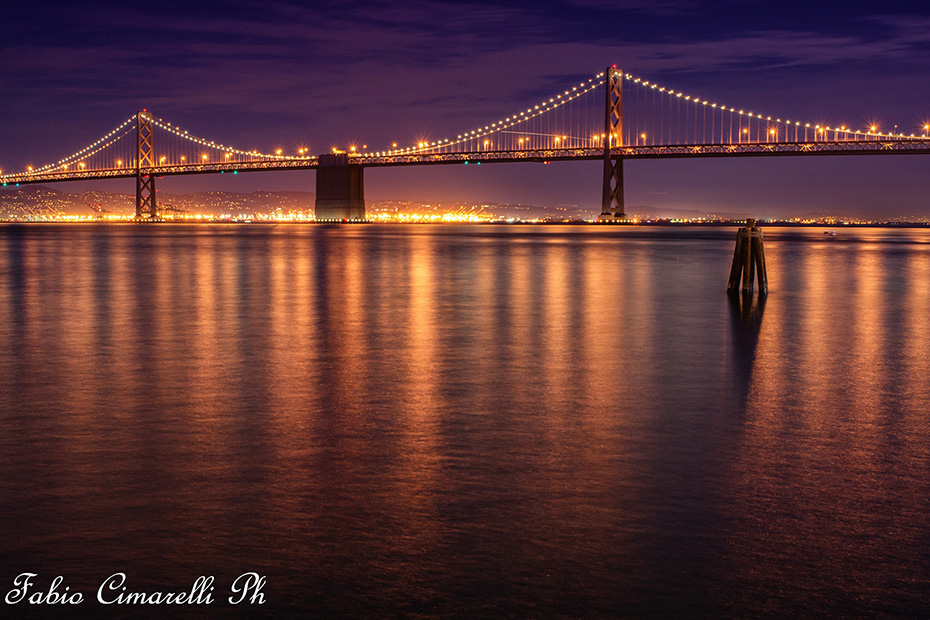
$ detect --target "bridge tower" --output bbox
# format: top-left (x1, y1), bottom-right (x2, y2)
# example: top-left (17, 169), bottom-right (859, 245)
top-left (601, 66), bottom-right (625, 218)
top-left (314, 153), bottom-right (365, 221)
top-left (135, 110), bottom-right (157, 219)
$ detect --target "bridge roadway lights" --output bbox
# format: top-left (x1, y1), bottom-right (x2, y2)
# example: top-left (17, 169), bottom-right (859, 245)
top-left (314, 153), bottom-right (366, 222)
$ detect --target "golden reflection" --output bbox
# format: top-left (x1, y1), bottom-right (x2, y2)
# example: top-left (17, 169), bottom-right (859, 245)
top-left (473, 234), bottom-right (500, 413)
top-left (847, 246), bottom-right (886, 419)
top-left (190, 230), bottom-right (222, 424)
top-left (406, 229), bottom-right (440, 416)
top-left (725, 230), bottom-right (930, 612)
top-left (540, 239), bottom-right (573, 407)
top-left (101, 231), bottom-right (136, 428)
top-left (333, 229), bottom-right (366, 413)
top-left (267, 229), bottom-right (311, 416)
top-left (581, 237), bottom-right (626, 416)
top-left (903, 250), bottom-right (930, 415)
top-left (56, 234), bottom-right (96, 426)
top-left (391, 229), bottom-right (443, 559)
top-left (508, 237), bottom-right (535, 407)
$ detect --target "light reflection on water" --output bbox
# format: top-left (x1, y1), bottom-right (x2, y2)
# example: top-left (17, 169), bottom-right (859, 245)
top-left (0, 223), bottom-right (929, 619)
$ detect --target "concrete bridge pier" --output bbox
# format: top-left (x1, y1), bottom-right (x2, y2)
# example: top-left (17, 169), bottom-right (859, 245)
top-left (314, 153), bottom-right (366, 221)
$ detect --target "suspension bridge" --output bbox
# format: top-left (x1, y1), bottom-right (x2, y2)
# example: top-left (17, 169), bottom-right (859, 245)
top-left (2, 66), bottom-right (930, 221)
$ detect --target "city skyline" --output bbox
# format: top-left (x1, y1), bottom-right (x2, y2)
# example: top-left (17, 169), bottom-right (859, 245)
top-left (3, 0), bottom-right (930, 217)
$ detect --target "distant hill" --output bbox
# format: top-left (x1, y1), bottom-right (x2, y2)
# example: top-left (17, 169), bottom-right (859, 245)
top-left (0, 186), bottom-right (765, 221)
top-left (0, 186), bottom-right (316, 218)
top-left (165, 190), bottom-right (316, 215)
top-left (0, 186), bottom-right (599, 220)
top-left (626, 206), bottom-right (755, 220)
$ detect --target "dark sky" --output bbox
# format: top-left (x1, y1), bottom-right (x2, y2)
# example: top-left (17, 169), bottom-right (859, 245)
top-left (3, 0), bottom-right (930, 217)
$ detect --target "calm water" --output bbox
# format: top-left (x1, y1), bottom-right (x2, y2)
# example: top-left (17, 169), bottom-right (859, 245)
top-left (1, 223), bottom-right (929, 619)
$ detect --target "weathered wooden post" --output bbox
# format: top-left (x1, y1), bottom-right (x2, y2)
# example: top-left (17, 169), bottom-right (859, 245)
top-left (727, 218), bottom-right (768, 296)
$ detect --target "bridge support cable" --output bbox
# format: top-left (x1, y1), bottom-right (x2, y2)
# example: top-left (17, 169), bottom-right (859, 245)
top-left (135, 111), bottom-right (157, 219)
top-left (601, 67), bottom-right (625, 218)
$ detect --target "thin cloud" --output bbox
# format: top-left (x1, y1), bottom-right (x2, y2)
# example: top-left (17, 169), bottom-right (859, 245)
top-left (560, 0), bottom-right (702, 15)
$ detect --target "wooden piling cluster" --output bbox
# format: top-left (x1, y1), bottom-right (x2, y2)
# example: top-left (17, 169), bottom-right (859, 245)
top-left (727, 218), bottom-right (768, 296)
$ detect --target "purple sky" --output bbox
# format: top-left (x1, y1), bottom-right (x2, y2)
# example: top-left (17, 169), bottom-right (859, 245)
top-left (3, 0), bottom-right (930, 217)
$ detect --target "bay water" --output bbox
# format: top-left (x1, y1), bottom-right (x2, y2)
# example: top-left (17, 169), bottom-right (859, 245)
top-left (1, 223), bottom-right (929, 618)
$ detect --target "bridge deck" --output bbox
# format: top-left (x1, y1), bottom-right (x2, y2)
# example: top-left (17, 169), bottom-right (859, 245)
top-left (4, 139), bottom-right (930, 185)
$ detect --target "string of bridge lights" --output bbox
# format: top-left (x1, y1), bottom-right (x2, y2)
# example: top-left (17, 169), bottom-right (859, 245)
top-left (383, 72), bottom-right (606, 155)
top-left (148, 117), bottom-right (294, 161)
top-left (0, 117), bottom-right (136, 179)
top-left (386, 68), bottom-right (928, 155)
top-left (4, 71), bottom-right (929, 180)
top-left (619, 70), bottom-right (927, 140)
top-left (0, 115), bottom-right (297, 181)
top-left (54, 127), bottom-right (137, 170)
